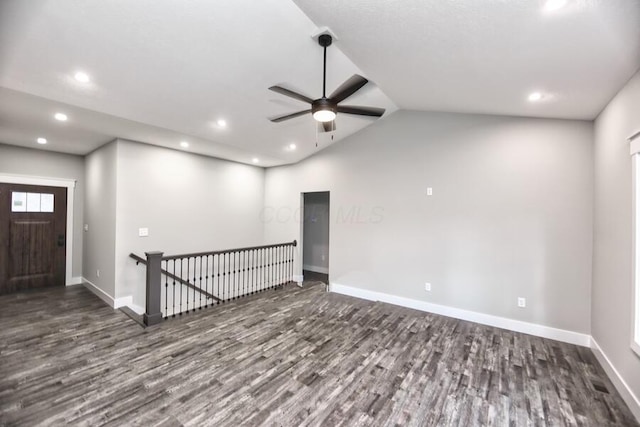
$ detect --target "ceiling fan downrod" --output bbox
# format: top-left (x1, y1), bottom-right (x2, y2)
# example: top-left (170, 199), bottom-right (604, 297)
top-left (318, 34), bottom-right (332, 98)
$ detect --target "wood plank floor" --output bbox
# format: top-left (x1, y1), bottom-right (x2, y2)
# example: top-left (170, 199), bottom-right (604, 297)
top-left (0, 282), bottom-right (637, 427)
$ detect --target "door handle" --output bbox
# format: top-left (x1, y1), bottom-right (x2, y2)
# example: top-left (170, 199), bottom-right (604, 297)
top-left (57, 234), bottom-right (65, 247)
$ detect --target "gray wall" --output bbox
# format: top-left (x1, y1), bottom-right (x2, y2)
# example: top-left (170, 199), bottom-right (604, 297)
top-left (593, 70), bottom-right (640, 399)
top-left (83, 141), bottom-right (118, 296)
top-left (303, 192), bottom-right (330, 273)
top-left (113, 139), bottom-right (266, 306)
top-left (0, 143), bottom-right (84, 279)
top-left (265, 110), bottom-right (594, 333)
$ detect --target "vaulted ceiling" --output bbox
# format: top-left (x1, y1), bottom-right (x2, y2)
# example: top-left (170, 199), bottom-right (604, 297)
top-left (1, 0), bottom-right (639, 166)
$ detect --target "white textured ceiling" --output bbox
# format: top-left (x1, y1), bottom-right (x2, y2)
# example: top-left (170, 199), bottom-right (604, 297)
top-left (1, 0), bottom-right (639, 164)
top-left (294, 0), bottom-right (640, 120)
top-left (0, 0), bottom-right (396, 165)
top-left (0, 87), bottom-right (286, 164)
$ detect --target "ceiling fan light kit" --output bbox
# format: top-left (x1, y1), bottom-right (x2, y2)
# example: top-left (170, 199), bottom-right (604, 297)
top-left (268, 33), bottom-right (385, 132)
top-left (312, 98), bottom-right (337, 122)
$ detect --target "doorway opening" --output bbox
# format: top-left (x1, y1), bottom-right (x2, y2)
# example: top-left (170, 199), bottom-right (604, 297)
top-left (302, 191), bottom-right (330, 284)
top-left (0, 183), bottom-right (67, 294)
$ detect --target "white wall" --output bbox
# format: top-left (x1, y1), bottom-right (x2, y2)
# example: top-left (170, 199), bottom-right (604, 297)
top-left (265, 110), bottom-right (594, 334)
top-left (113, 139), bottom-right (266, 306)
top-left (593, 69), bottom-right (640, 405)
top-left (303, 192), bottom-right (330, 273)
top-left (83, 141), bottom-right (118, 296)
top-left (0, 143), bottom-right (84, 279)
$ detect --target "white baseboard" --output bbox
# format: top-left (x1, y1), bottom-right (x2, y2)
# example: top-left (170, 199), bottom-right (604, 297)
top-left (329, 283), bottom-right (591, 347)
top-left (128, 303), bottom-right (145, 315)
top-left (83, 278), bottom-right (116, 307)
top-left (82, 278), bottom-right (135, 310)
top-left (303, 264), bottom-right (329, 274)
top-left (591, 338), bottom-right (640, 422)
top-left (114, 295), bottom-right (133, 309)
top-left (66, 276), bottom-right (83, 286)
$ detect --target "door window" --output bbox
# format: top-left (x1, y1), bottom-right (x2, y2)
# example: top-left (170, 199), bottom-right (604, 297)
top-left (11, 192), bottom-right (54, 213)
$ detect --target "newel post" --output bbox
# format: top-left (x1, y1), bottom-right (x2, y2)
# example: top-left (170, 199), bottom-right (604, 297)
top-left (143, 251), bottom-right (164, 326)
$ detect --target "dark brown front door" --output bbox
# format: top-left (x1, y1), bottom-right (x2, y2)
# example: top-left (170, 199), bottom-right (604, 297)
top-left (0, 183), bottom-right (67, 294)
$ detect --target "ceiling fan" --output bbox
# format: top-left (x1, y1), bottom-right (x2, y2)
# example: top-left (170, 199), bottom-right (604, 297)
top-left (268, 34), bottom-right (385, 132)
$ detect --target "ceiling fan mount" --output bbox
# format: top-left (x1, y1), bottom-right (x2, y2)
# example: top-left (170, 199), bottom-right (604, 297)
top-left (317, 34), bottom-right (333, 48)
top-left (268, 33), bottom-right (385, 132)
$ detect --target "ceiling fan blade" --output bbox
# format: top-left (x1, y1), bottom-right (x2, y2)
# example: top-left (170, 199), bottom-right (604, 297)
top-left (318, 120), bottom-right (336, 133)
top-left (269, 110), bottom-right (311, 123)
top-left (329, 74), bottom-right (369, 103)
top-left (337, 105), bottom-right (385, 117)
top-left (268, 86), bottom-right (314, 104)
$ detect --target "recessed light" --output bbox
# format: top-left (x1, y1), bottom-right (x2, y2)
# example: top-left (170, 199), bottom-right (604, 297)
top-left (528, 92), bottom-right (543, 102)
top-left (543, 0), bottom-right (568, 12)
top-left (54, 113), bottom-right (68, 122)
top-left (180, 141), bottom-right (189, 148)
top-left (288, 143), bottom-right (297, 151)
top-left (217, 119), bottom-right (227, 128)
top-left (252, 158), bottom-right (259, 164)
top-left (74, 71), bottom-right (90, 83)
top-left (36, 137), bottom-right (47, 145)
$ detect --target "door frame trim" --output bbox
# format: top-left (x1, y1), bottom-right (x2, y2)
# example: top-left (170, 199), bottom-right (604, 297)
top-left (0, 174), bottom-right (77, 286)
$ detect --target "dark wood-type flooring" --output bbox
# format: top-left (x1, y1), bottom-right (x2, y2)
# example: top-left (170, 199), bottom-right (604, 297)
top-left (302, 270), bottom-right (328, 284)
top-left (0, 282), bottom-right (637, 426)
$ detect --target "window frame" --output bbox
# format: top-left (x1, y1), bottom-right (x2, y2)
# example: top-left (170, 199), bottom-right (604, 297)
top-left (630, 131), bottom-right (640, 357)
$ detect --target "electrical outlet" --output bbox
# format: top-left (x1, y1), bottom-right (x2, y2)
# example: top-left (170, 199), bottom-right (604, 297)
top-left (84, 224), bottom-right (89, 232)
top-left (517, 297), bottom-right (526, 308)
top-left (96, 269), bottom-right (100, 278)
top-left (426, 187), bottom-right (433, 196)
top-left (139, 227), bottom-right (149, 237)
top-left (425, 282), bottom-right (431, 292)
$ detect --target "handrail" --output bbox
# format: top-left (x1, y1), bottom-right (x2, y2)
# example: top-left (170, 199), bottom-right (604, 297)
top-left (161, 240), bottom-right (297, 261)
top-left (130, 253), bottom-right (220, 302)
top-left (134, 240), bottom-right (298, 325)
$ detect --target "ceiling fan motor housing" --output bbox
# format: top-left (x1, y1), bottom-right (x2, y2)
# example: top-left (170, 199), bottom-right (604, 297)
top-left (311, 98), bottom-right (337, 122)
top-left (312, 98), bottom-right (336, 115)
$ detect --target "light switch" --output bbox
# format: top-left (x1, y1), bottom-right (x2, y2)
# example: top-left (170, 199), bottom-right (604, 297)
top-left (427, 187), bottom-right (433, 196)
top-left (139, 227), bottom-right (149, 237)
